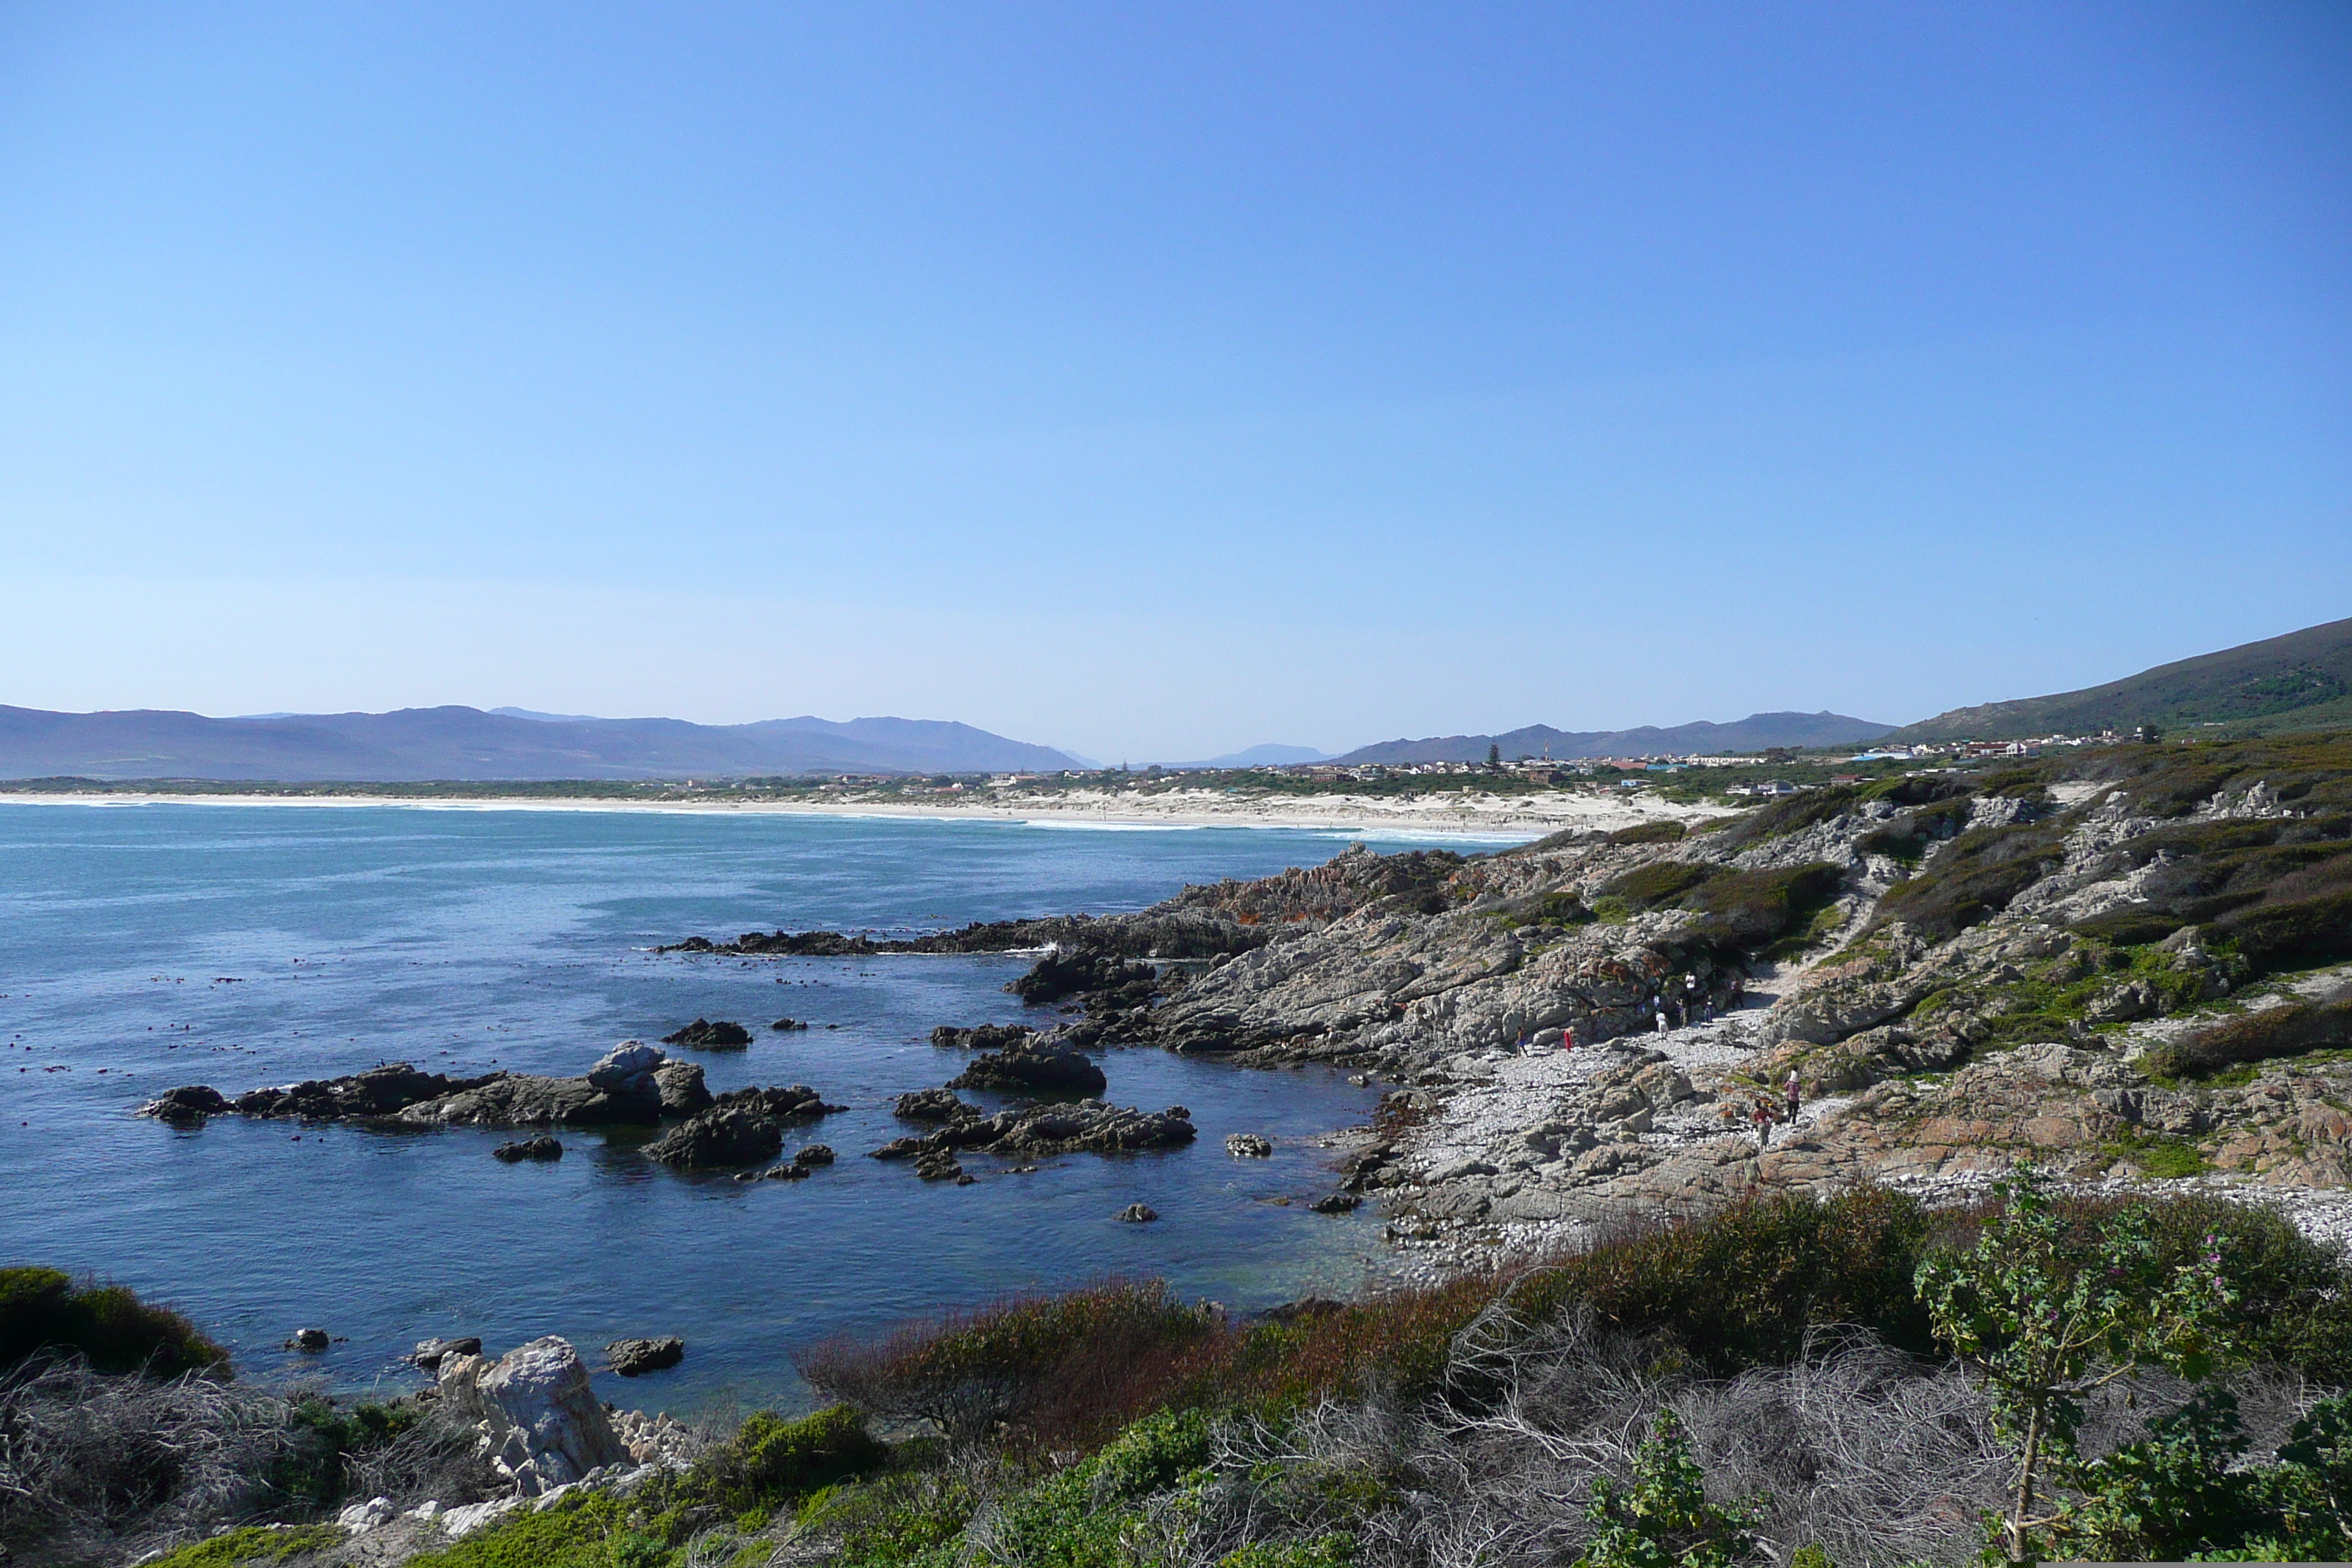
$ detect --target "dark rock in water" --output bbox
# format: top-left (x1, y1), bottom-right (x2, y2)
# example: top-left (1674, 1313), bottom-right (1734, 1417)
top-left (914, 1147), bottom-right (965, 1182)
top-left (948, 1041), bottom-right (1107, 1096)
top-left (872, 1100), bottom-right (1195, 1168)
top-left (411, 1335), bottom-right (481, 1370)
top-left (663, 1019), bottom-right (751, 1050)
top-left (606, 1336), bottom-right (685, 1376)
top-left (930, 1023), bottom-right (1035, 1051)
top-left (493, 1135), bottom-right (564, 1163)
top-left (1011, 949), bottom-right (1158, 1007)
top-left (1115, 1203), bottom-right (1158, 1223)
top-left (1225, 1132), bottom-right (1273, 1158)
top-left (139, 1085), bottom-right (230, 1123)
top-left (894, 1088), bottom-right (976, 1123)
top-left (645, 1106), bottom-right (783, 1169)
top-left (734, 1161), bottom-right (810, 1182)
top-left (287, 1327), bottom-right (330, 1353)
top-left (408, 1074), bottom-right (659, 1129)
top-left (792, 1144), bottom-right (835, 1166)
top-left (237, 1063), bottom-right (491, 1121)
top-left (1308, 1193), bottom-right (1360, 1215)
top-left (652, 1060), bottom-right (712, 1117)
top-left (770, 1017), bottom-right (810, 1031)
top-left (711, 1084), bottom-right (839, 1120)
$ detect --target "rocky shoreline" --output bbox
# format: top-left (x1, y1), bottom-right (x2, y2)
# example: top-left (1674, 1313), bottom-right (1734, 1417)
top-left (654, 737), bottom-right (2352, 1267)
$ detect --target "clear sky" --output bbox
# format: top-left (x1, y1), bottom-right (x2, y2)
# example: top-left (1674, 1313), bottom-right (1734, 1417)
top-left (2, 3), bottom-right (2347, 761)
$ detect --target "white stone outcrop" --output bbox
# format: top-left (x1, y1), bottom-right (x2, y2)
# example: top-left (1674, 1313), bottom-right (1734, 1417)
top-left (437, 1335), bottom-right (627, 1494)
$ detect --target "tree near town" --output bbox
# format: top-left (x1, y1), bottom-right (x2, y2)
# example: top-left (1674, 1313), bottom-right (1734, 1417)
top-left (1912, 1166), bottom-right (2236, 1563)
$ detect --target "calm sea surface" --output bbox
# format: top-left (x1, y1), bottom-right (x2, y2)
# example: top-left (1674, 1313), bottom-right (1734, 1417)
top-left (0, 802), bottom-right (1514, 1416)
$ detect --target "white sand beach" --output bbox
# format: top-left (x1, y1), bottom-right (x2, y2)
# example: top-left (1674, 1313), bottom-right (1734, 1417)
top-left (2, 784), bottom-right (1733, 840)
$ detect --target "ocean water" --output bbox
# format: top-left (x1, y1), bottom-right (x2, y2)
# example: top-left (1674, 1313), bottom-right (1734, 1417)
top-left (0, 802), bottom-right (1507, 1416)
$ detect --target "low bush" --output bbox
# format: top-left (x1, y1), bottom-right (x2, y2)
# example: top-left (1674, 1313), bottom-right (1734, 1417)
top-left (688, 1403), bottom-right (888, 1511)
top-left (1599, 861), bottom-right (1712, 910)
top-left (0, 1267), bottom-right (227, 1379)
top-left (1684, 862), bottom-right (1844, 947)
top-left (1872, 821), bottom-right (2067, 940)
top-left (1606, 821), bottom-right (1686, 846)
top-left (2141, 998), bottom-right (2352, 1080)
top-left (798, 1279), bottom-right (1221, 1448)
top-left (1708, 787), bottom-right (1862, 850)
top-left (145, 1525), bottom-right (346, 1567)
top-left (1509, 1187), bottom-right (1936, 1373)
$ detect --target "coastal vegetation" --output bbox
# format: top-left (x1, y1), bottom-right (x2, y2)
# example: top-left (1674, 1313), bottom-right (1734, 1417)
top-left (20, 1174), bottom-right (2352, 1567)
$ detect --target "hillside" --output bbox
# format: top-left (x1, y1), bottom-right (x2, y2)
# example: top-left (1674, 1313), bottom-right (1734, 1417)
top-left (1889, 617), bottom-right (2352, 742)
top-left (0, 706), bottom-right (1082, 782)
top-left (1334, 710), bottom-right (1892, 766)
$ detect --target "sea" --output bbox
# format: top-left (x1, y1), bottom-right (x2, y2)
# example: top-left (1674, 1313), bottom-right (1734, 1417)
top-left (0, 801), bottom-right (1524, 1417)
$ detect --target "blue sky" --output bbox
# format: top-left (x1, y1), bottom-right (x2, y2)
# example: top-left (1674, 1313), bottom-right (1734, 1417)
top-left (1, 3), bottom-right (2345, 761)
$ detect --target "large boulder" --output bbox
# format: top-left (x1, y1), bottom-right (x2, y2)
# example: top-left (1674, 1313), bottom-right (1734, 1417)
top-left (711, 1084), bottom-right (837, 1120)
top-left (139, 1085), bottom-right (230, 1123)
top-left (948, 1041), bottom-right (1108, 1096)
top-left (663, 1019), bottom-right (752, 1050)
top-left (436, 1337), bottom-right (627, 1493)
top-left (652, 1060), bottom-right (713, 1117)
top-left (645, 1106), bottom-right (784, 1169)
top-left (587, 1041), bottom-right (666, 1093)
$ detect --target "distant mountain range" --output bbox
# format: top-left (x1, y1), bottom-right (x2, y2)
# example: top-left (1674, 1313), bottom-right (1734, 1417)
top-left (1332, 712), bottom-right (1894, 766)
top-left (0, 706), bottom-right (1083, 781)
top-left (1888, 617), bottom-right (2352, 742)
top-left (1165, 744), bottom-right (1333, 769)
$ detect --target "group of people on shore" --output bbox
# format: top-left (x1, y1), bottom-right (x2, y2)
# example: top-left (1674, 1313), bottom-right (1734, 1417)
top-left (1499, 971), bottom-right (1798, 1148)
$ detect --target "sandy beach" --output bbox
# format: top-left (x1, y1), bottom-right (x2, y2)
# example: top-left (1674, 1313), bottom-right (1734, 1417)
top-left (1, 784), bottom-right (1733, 840)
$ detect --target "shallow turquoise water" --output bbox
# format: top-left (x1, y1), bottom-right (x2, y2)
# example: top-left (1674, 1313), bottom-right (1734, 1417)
top-left (0, 802), bottom-right (1498, 1414)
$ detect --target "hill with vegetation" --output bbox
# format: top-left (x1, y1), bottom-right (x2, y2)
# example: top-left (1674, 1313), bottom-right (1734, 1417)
top-left (1889, 617), bottom-right (2352, 743)
top-left (1335, 710), bottom-right (1893, 765)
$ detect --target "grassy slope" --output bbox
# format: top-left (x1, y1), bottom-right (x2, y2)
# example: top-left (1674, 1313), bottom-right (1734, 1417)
top-left (1887, 617), bottom-right (2352, 742)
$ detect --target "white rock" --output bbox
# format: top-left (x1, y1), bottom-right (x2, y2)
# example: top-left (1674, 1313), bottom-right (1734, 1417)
top-left (338, 1496), bottom-right (396, 1529)
top-left (588, 1041), bottom-right (666, 1090)
top-left (438, 1498), bottom-right (521, 1538)
top-left (437, 1335), bottom-right (628, 1487)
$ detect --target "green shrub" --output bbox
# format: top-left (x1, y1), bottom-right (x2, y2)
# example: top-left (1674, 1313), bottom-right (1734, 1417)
top-left (690, 1403), bottom-right (887, 1509)
top-left (1681, 862), bottom-right (1844, 951)
top-left (1709, 787), bottom-right (1863, 850)
top-left (1607, 821), bottom-right (1687, 846)
top-left (798, 1279), bottom-right (1221, 1447)
top-left (1601, 861), bottom-right (1713, 909)
top-left (405, 1492), bottom-right (646, 1568)
top-left (146, 1526), bottom-right (347, 1567)
top-left (1872, 821), bottom-right (2067, 940)
top-left (1575, 1410), bottom-right (1760, 1568)
top-left (1510, 1188), bottom-right (1937, 1373)
top-left (2141, 999), bottom-right (2352, 1080)
top-left (0, 1267), bottom-right (227, 1379)
top-left (265, 1394), bottom-right (422, 1508)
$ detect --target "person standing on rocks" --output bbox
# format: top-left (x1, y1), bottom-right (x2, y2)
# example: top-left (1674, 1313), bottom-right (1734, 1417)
top-left (1752, 1099), bottom-right (1774, 1150)
top-left (1784, 1070), bottom-right (1802, 1125)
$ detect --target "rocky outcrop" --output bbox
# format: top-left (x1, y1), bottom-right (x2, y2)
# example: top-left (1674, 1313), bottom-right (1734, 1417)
top-left (237, 1064), bottom-right (497, 1120)
top-left (930, 1023), bottom-right (1036, 1052)
top-left (946, 1039), bottom-right (1107, 1095)
top-left (493, 1136), bottom-right (563, 1163)
top-left (406, 1074), bottom-right (660, 1129)
top-left (437, 1337), bottom-right (627, 1494)
top-left (1226, 1132), bottom-right (1273, 1157)
top-left (652, 1060), bottom-right (713, 1116)
top-left (606, 1336), bottom-right (683, 1376)
top-left (661, 1019), bottom-right (751, 1049)
top-left (645, 1107), bottom-right (785, 1169)
top-left (872, 1099), bottom-right (1196, 1171)
top-left (138, 1085), bottom-right (230, 1122)
top-left (895, 1088), bottom-right (974, 1122)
